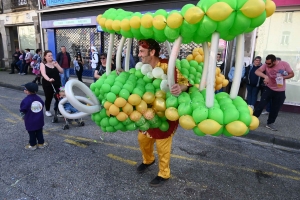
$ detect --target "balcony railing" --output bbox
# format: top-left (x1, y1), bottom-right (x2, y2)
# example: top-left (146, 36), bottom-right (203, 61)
top-left (11, 0), bottom-right (29, 9)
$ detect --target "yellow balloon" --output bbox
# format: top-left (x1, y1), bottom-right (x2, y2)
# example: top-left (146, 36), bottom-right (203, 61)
top-left (128, 94), bottom-right (142, 106)
top-left (116, 112), bottom-right (128, 122)
top-left (248, 105), bottom-right (253, 115)
top-left (222, 79), bottom-right (229, 87)
top-left (121, 19), bottom-right (131, 31)
top-left (206, 2), bottom-right (234, 21)
top-left (215, 67), bottom-right (221, 75)
top-left (136, 100), bottom-right (148, 114)
top-left (240, 0), bottom-right (265, 18)
top-left (165, 107), bottom-right (179, 121)
top-left (112, 20), bottom-right (121, 32)
top-left (105, 19), bottom-right (113, 30)
top-left (143, 92), bottom-right (155, 104)
top-left (195, 54), bottom-right (203, 63)
top-left (114, 97), bottom-right (127, 108)
top-left (167, 12), bottom-right (183, 29)
top-left (99, 17), bottom-right (107, 28)
top-left (184, 6), bottom-right (204, 24)
top-left (198, 48), bottom-right (204, 55)
top-left (152, 97), bottom-right (166, 112)
top-left (198, 119), bottom-right (222, 135)
top-left (104, 101), bottom-right (112, 110)
top-left (249, 116), bottom-right (259, 130)
top-left (141, 14), bottom-right (153, 28)
top-left (265, 0), bottom-right (276, 17)
top-left (156, 111), bottom-right (165, 117)
top-left (186, 54), bottom-right (194, 61)
top-left (155, 90), bottom-right (166, 99)
top-left (179, 115), bottom-right (196, 130)
top-left (226, 121), bottom-right (248, 136)
top-left (109, 104), bottom-right (120, 116)
top-left (122, 103), bottom-right (133, 115)
top-left (215, 83), bottom-right (223, 91)
top-left (96, 15), bottom-right (102, 25)
top-left (130, 16), bottom-right (141, 29)
top-left (130, 110), bottom-right (142, 122)
top-left (192, 51), bottom-right (200, 58)
top-left (153, 15), bottom-right (167, 30)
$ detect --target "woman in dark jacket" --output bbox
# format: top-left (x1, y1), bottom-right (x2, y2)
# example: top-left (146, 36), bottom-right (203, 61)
top-left (73, 53), bottom-right (84, 82)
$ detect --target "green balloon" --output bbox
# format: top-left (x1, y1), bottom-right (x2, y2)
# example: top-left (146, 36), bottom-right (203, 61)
top-left (119, 89), bottom-right (130, 100)
top-left (104, 78), bottom-right (114, 86)
top-left (216, 12), bottom-right (236, 33)
top-left (159, 121), bottom-right (169, 132)
top-left (132, 87), bottom-right (144, 97)
top-left (137, 78), bottom-right (146, 86)
top-left (109, 117), bottom-right (119, 126)
top-left (101, 84), bottom-right (111, 93)
top-left (106, 92), bottom-right (117, 103)
top-left (164, 26), bottom-right (180, 40)
top-left (115, 76), bottom-right (126, 84)
top-left (123, 83), bottom-right (134, 93)
top-left (236, 0), bottom-right (248, 9)
top-left (153, 79), bottom-right (162, 89)
top-left (166, 95), bottom-right (179, 108)
top-left (188, 86), bottom-right (199, 93)
top-left (220, 103), bottom-right (236, 111)
top-left (236, 106), bottom-right (250, 114)
top-left (229, 11), bottom-right (251, 35)
top-left (218, 98), bottom-right (233, 106)
top-left (94, 88), bottom-right (100, 96)
top-left (145, 83), bottom-right (155, 91)
top-left (122, 118), bottom-right (133, 126)
top-left (223, 128), bottom-right (233, 137)
top-left (131, 28), bottom-right (144, 40)
top-left (140, 26), bottom-right (154, 38)
top-left (93, 113), bottom-right (101, 122)
top-left (151, 118), bottom-right (162, 129)
top-left (250, 11), bottom-right (266, 28)
top-left (192, 107), bottom-right (208, 124)
top-left (90, 83), bottom-right (96, 91)
top-left (143, 75), bottom-right (153, 83)
top-left (114, 81), bottom-right (124, 88)
top-left (208, 107), bottom-right (224, 125)
top-left (193, 35), bottom-right (206, 44)
top-left (129, 68), bottom-right (136, 74)
top-left (114, 123), bottom-right (125, 131)
top-left (181, 68), bottom-right (189, 77)
top-left (139, 121), bottom-right (150, 131)
top-left (215, 92), bottom-right (229, 101)
top-left (197, 16), bottom-right (217, 35)
top-left (223, 108), bottom-right (239, 124)
top-left (135, 116), bottom-right (146, 127)
top-left (178, 92), bottom-right (191, 104)
top-left (111, 85), bottom-right (122, 95)
top-left (188, 74), bottom-right (195, 82)
top-left (189, 67), bottom-right (197, 75)
top-left (99, 109), bottom-right (107, 118)
top-left (154, 9), bottom-right (168, 17)
top-left (126, 123), bottom-right (137, 131)
top-left (181, 20), bottom-right (198, 37)
top-left (135, 70), bottom-right (144, 78)
top-left (166, 91), bottom-right (172, 98)
top-left (193, 126), bottom-right (206, 136)
top-left (100, 117), bottom-right (109, 127)
top-left (178, 102), bottom-right (193, 116)
top-left (121, 29), bottom-right (134, 38)
top-left (182, 36), bottom-right (193, 44)
top-left (238, 113), bottom-right (252, 126)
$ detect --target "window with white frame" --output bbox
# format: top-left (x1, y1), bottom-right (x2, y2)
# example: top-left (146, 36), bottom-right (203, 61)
top-left (281, 31), bottom-right (290, 45)
top-left (284, 12), bottom-right (293, 23)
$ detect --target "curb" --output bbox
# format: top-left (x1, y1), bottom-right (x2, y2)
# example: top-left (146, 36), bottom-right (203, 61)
top-left (243, 131), bottom-right (300, 150)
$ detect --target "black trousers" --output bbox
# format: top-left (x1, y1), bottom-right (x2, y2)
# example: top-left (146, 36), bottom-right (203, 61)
top-left (28, 128), bottom-right (44, 146)
top-left (42, 82), bottom-right (60, 111)
top-left (10, 61), bottom-right (19, 73)
top-left (76, 66), bottom-right (83, 82)
top-left (23, 62), bottom-right (29, 74)
top-left (253, 86), bottom-right (285, 124)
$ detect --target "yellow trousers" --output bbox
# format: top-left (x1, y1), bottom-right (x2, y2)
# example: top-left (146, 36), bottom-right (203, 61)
top-left (137, 132), bottom-right (173, 179)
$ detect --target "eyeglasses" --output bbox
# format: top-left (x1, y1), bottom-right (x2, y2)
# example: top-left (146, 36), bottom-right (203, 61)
top-left (100, 57), bottom-right (106, 60)
top-left (265, 62), bottom-right (272, 66)
top-left (138, 40), bottom-right (150, 49)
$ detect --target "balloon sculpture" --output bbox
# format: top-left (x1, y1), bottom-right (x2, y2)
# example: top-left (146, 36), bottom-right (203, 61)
top-left (61, 0), bottom-right (276, 137)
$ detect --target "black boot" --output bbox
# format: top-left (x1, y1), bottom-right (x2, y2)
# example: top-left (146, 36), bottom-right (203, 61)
top-left (52, 110), bottom-right (58, 123)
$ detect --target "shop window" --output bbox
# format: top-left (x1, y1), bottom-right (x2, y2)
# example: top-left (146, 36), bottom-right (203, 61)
top-left (284, 12), bottom-right (293, 23)
top-left (280, 31), bottom-right (290, 46)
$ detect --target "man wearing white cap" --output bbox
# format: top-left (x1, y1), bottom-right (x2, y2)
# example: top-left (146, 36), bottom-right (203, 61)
top-left (90, 46), bottom-right (99, 82)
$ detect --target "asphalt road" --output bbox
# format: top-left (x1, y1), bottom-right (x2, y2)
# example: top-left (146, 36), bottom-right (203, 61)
top-left (0, 87), bottom-right (300, 200)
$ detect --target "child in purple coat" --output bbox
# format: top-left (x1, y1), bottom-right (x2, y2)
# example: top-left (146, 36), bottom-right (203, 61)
top-left (20, 82), bottom-right (48, 150)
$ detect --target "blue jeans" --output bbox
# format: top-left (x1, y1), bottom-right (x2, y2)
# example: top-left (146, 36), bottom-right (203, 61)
top-left (92, 68), bottom-right (97, 82)
top-left (60, 68), bottom-right (70, 86)
top-left (64, 102), bottom-right (78, 113)
top-left (28, 128), bottom-right (44, 146)
top-left (246, 85), bottom-right (259, 106)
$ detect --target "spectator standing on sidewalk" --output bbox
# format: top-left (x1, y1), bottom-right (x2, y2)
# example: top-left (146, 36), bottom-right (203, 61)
top-left (22, 49), bottom-right (32, 75)
top-left (56, 46), bottom-right (71, 86)
top-left (243, 56), bottom-right (263, 109)
top-left (228, 61), bottom-right (245, 93)
top-left (16, 50), bottom-right (25, 74)
top-left (9, 47), bottom-right (21, 74)
top-left (20, 82), bottom-right (48, 150)
top-left (73, 53), bottom-right (84, 82)
top-left (31, 49), bottom-right (42, 85)
top-left (253, 54), bottom-right (294, 131)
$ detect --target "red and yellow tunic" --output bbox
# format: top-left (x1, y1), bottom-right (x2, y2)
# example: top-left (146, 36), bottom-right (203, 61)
top-left (140, 60), bottom-right (189, 139)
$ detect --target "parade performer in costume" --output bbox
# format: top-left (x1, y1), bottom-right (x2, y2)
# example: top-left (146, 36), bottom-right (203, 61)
top-left (136, 39), bottom-right (189, 187)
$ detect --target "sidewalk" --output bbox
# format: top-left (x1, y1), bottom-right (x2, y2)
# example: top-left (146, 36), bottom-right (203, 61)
top-left (0, 71), bottom-right (299, 150)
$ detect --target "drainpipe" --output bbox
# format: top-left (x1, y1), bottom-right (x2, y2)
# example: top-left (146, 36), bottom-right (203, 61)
top-left (38, 0), bottom-right (44, 52)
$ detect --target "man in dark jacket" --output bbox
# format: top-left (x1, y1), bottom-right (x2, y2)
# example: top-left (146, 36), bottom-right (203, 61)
top-left (9, 47), bottom-right (21, 74)
top-left (243, 56), bottom-right (263, 109)
top-left (56, 46), bottom-right (71, 86)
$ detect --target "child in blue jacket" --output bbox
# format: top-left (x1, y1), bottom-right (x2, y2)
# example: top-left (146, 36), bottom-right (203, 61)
top-left (20, 82), bottom-right (48, 150)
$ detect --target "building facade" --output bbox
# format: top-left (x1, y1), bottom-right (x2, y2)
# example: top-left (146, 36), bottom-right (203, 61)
top-left (0, 0), bottom-right (41, 69)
